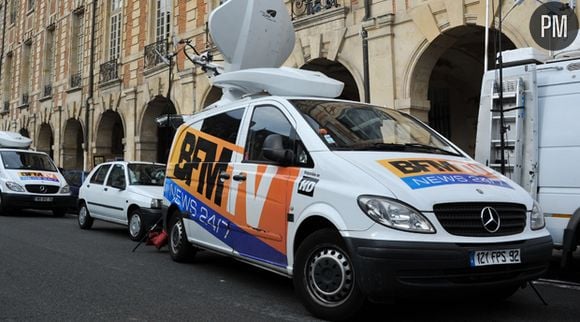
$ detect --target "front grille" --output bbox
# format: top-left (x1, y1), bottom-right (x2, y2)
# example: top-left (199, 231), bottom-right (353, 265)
top-left (433, 203), bottom-right (526, 237)
top-left (25, 185), bottom-right (60, 194)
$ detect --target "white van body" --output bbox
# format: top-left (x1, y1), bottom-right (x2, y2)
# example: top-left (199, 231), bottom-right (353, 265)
top-left (0, 132), bottom-right (74, 216)
top-left (162, 1), bottom-right (553, 320)
top-left (475, 47), bottom-right (580, 265)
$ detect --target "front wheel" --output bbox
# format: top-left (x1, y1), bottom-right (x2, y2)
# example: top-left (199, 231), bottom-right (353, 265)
top-left (168, 212), bottom-right (197, 262)
top-left (128, 210), bottom-right (145, 241)
top-left (293, 229), bottom-right (365, 321)
top-left (78, 203), bottom-right (94, 229)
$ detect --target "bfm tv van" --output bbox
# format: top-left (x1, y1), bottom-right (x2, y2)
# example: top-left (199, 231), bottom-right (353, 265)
top-left (161, 0), bottom-right (552, 320)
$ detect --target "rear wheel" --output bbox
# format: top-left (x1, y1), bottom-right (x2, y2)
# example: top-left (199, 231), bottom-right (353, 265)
top-left (78, 203), bottom-right (94, 229)
top-left (168, 211), bottom-right (197, 262)
top-left (128, 210), bottom-right (145, 241)
top-left (293, 229), bottom-right (365, 321)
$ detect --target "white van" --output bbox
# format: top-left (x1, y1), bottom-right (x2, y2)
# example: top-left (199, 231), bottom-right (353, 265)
top-left (475, 45), bottom-right (580, 266)
top-left (0, 132), bottom-right (74, 216)
top-left (162, 0), bottom-right (553, 320)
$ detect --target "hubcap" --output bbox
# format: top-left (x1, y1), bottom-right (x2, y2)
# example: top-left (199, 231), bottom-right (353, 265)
top-left (79, 207), bottom-right (87, 225)
top-left (306, 247), bottom-right (354, 306)
top-left (129, 214), bottom-right (141, 237)
top-left (170, 220), bottom-right (184, 254)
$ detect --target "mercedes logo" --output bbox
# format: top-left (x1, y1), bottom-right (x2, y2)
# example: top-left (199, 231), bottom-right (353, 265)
top-left (39, 185), bottom-right (46, 193)
top-left (481, 206), bottom-right (501, 233)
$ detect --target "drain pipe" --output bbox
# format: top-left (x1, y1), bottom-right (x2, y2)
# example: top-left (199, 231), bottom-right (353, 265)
top-left (361, 0), bottom-right (371, 103)
top-left (0, 0), bottom-right (7, 96)
top-left (85, 0), bottom-right (97, 170)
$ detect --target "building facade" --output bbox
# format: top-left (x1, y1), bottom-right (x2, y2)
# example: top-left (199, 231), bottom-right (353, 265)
top-left (0, 0), bottom-right (578, 170)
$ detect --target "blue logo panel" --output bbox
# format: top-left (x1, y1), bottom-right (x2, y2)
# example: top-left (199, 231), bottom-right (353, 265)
top-left (401, 174), bottom-right (513, 190)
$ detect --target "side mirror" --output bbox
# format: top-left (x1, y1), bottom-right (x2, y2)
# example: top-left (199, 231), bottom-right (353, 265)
top-left (262, 134), bottom-right (294, 165)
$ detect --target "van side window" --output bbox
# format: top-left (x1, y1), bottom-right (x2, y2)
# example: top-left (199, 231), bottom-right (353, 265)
top-left (244, 105), bottom-right (312, 167)
top-left (106, 164), bottom-right (126, 188)
top-left (200, 108), bottom-right (244, 144)
top-left (90, 164), bottom-right (112, 184)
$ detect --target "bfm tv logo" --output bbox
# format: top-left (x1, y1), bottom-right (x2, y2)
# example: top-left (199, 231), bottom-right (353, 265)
top-left (530, 2), bottom-right (578, 51)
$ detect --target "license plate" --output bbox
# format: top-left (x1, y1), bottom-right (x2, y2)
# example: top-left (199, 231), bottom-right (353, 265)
top-left (34, 197), bottom-right (53, 202)
top-left (470, 249), bottom-right (521, 267)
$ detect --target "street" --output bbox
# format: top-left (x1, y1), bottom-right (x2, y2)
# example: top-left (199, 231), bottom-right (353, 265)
top-left (1, 211), bottom-right (579, 321)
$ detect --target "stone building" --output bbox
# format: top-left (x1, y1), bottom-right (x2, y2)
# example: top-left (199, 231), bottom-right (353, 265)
top-left (0, 0), bottom-right (578, 170)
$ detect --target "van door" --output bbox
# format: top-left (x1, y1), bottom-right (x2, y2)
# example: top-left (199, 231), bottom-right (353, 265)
top-left (167, 108), bottom-right (245, 254)
top-left (228, 103), bottom-right (302, 268)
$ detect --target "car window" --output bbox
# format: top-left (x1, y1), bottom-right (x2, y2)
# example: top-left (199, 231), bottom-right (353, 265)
top-left (244, 105), bottom-right (294, 163)
top-left (106, 164), bottom-right (126, 188)
top-left (89, 164), bottom-right (112, 184)
top-left (200, 108), bottom-right (244, 144)
top-left (127, 164), bottom-right (166, 186)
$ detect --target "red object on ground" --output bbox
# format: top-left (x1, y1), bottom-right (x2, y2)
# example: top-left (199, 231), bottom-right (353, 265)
top-left (147, 230), bottom-right (168, 249)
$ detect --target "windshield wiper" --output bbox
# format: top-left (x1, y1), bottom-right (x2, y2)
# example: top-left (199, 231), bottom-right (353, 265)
top-left (346, 143), bottom-right (461, 156)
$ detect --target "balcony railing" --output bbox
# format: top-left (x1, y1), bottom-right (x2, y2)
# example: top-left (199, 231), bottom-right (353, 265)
top-left (70, 72), bottom-right (82, 88)
top-left (21, 93), bottom-right (29, 106)
top-left (144, 39), bottom-right (168, 70)
top-left (43, 84), bottom-right (53, 97)
top-left (291, 0), bottom-right (340, 20)
top-left (100, 59), bottom-right (119, 84)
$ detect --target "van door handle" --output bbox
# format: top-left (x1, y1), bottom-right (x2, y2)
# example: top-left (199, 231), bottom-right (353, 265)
top-left (219, 171), bottom-right (230, 180)
top-left (233, 173), bottom-right (246, 182)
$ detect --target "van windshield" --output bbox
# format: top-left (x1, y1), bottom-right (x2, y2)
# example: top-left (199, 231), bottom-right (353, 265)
top-left (291, 100), bottom-right (461, 156)
top-left (0, 151), bottom-right (58, 171)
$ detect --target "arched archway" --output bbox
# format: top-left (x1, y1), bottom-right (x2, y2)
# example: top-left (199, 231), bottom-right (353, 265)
top-left (202, 86), bottom-right (222, 108)
top-left (63, 119), bottom-right (84, 169)
top-left (140, 95), bottom-right (177, 163)
top-left (95, 111), bottom-right (124, 162)
top-left (411, 26), bottom-right (515, 156)
top-left (301, 58), bottom-right (360, 101)
top-left (37, 123), bottom-right (54, 159)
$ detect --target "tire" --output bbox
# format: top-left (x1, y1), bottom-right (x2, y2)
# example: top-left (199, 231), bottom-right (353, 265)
top-left (168, 211), bottom-right (197, 262)
top-left (78, 203), bottom-right (94, 229)
top-left (0, 193), bottom-right (5, 216)
top-left (128, 209), bottom-right (146, 241)
top-left (293, 229), bottom-right (365, 321)
top-left (53, 208), bottom-right (67, 217)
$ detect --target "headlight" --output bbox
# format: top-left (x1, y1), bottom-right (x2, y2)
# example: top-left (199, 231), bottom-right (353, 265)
top-left (61, 185), bottom-right (71, 194)
top-left (150, 198), bottom-right (162, 209)
top-left (530, 201), bottom-right (545, 230)
top-left (6, 181), bottom-right (25, 192)
top-left (358, 196), bottom-right (435, 233)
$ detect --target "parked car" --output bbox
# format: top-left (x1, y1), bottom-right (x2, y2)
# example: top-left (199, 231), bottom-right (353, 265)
top-left (77, 161), bottom-right (166, 241)
top-left (62, 169), bottom-right (89, 213)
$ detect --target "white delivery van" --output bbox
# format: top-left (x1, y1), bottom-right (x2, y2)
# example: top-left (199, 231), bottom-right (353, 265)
top-left (475, 44), bottom-right (580, 266)
top-left (0, 131), bottom-right (74, 216)
top-left (162, 0), bottom-right (552, 320)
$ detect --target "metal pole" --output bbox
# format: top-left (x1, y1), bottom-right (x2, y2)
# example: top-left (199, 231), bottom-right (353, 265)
top-left (484, 0), bottom-right (490, 72)
top-left (498, 0), bottom-right (506, 175)
top-left (85, 0), bottom-right (97, 171)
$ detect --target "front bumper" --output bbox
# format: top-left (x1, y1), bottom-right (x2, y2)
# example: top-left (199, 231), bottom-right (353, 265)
top-left (345, 235), bottom-right (553, 301)
top-left (1, 192), bottom-right (76, 211)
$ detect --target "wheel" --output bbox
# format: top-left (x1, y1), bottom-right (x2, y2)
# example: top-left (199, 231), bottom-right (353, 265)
top-left (168, 211), bottom-right (197, 262)
top-left (0, 193), bottom-right (5, 216)
top-left (293, 229), bottom-right (365, 321)
top-left (53, 208), bottom-right (67, 217)
top-left (128, 209), bottom-right (146, 241)
top-left (78, 203), bottom-right (94, 229)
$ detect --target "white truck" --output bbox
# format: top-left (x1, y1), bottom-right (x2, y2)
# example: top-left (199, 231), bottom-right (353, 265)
top-left (475, 44), bottom-right (580, 266)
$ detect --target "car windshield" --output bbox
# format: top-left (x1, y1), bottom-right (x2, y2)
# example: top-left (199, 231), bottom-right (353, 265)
top-left (291, 100), bottom-right (461, 156)
top-left (0, 151), bottom-right (58, 171)
top-left (127, 164), bottom-right (166, 186)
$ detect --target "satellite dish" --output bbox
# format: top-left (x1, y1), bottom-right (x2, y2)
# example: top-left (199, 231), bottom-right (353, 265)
top-left (209, 0), bottom-right (295, 72)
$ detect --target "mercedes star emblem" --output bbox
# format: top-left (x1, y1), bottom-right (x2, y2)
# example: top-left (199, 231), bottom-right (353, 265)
top-left (39, 185), bottom-right (46, 193)
top-left (481, 206), bottom-right (501, 233)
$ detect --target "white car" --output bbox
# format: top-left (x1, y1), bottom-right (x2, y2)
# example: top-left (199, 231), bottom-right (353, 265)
top-left (77, 161), bottom-right (166, 241)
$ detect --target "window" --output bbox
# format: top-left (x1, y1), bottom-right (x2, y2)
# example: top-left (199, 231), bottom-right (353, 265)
top-left (245, 106), bottom-right (294, 163)
top-left (90, 164), bottom-right (112, 184)
top-left (155, 0), bottom-right (171, 42)
top-left (27, 0), bottom-right (35, 11)
top-left (109, 0), bottom-right (122, 59)
top-left (70, 12), bottom-right (84, 87)
top-left (200, 108), bottom-right (244, 144)
top-left (21, 43), bottom-right (32, 105)
top-left (127, 163), bottom-right (166, 186)
top-left (0, 151), bottom-right (57, 171)
top-left (3, 55), bottom-right (13, 106)
top-left (9, 0), bottom-right (16, 25)
top-left (43, 29), bottom-right (55, 96)
top-left (106, 164), bottom-right (126, 187)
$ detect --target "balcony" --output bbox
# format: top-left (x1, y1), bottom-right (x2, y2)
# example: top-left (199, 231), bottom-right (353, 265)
top-left (70, 72), bottom-right (82, 89)
top-left (290, 0), bottom-right (340, 20)
top-left (100, 59), bottom-right (119, 84)
top-left (144, 39), bottom-right (168, 70)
